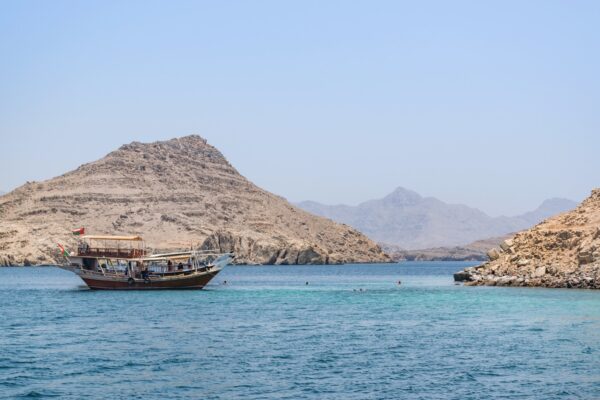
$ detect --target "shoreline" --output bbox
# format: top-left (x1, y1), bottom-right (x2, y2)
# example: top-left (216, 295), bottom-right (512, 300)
top-left (454, 265), bottom-right (600, 290)
top-left (0, 262), bottom-right (398, 268)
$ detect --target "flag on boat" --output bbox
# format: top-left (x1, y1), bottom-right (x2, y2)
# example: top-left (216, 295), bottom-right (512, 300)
top-left (72, 227), bottom-right (85, 236)
top-left (57, 243), bottom-right (70, 257)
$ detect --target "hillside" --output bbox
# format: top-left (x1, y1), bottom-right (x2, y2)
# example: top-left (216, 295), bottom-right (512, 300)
top-left (384, 234), bottom-right (513, 262)
top-left (0, 135), bottom-right (389, 266)
top-left (297, 188), bottom-right (577, 249)
top-left (455, 189), bottom-right (600, 289)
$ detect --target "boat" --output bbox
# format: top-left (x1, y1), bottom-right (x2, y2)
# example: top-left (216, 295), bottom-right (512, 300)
top-left (58, 235), bottom-right (234, 290)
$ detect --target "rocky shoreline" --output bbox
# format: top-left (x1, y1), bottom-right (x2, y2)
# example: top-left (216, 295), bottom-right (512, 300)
top-left (0, 229), bottom-right (390, 267)
top-left (454, 189), bottom-right (600, 289)
top-left (454, 263), bottom-right (600, 289)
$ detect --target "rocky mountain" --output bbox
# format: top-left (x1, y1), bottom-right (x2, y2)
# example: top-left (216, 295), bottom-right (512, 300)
top-left (516, 198), bottom-right (581, 226)
top-left (455, 189), bottom-right (600, 289)
top-left (297, 188), bottom-right (577, 250)
top-left (0, 135), bottom-right (389, 266)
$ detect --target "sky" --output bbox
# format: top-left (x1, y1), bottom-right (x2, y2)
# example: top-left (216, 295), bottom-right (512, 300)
top-left (1, 0), bottom-right (599, 216)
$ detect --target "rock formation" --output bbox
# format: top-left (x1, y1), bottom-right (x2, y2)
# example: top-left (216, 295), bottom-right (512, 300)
top-left (454, 189), bottom-right (600, 289)
top-left (0, 135), bottom-right (389, 266)
top-left (297, 188), bottom-right (577, 249)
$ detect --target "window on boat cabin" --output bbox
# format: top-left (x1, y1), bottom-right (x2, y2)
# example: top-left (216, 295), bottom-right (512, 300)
top-left (82, 258), bottom-right (96, 270)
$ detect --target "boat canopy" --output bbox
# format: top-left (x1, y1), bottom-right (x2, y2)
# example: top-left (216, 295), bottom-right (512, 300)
top-left (81, 235), bottom-right (144, 241)
top-left (143, 250), bottom-right (224, 262)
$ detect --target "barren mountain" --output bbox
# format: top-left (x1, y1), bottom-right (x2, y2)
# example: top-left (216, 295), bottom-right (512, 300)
top-left (0, 135), bottom-right (389, 266)
top-left (455, 189), bottom-right (600, 289)
top-left (297, 188), bottom-right (577, 249)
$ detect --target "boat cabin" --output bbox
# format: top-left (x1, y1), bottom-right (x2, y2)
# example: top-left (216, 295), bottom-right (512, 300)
top-left (76, 235), bottom-right (146, 259)
top-left (69, 235), bottom-right (226, 277)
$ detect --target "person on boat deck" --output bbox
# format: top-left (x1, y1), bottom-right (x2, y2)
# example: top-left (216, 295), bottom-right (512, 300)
top-left (135, 261), bottom-right (145, 278)
top-left (141, 264), bottom-right (149, 280)
top-left (167, 260), bottom-right (173, 272)
top-left (177, 262), bottom-right (183, 270)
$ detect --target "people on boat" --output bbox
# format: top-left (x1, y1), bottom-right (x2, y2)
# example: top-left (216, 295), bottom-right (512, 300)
top-left (61, 233), bottom-right (235, 289)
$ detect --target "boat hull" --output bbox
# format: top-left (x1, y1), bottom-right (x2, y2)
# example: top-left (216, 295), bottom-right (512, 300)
top-left (72, 269), bottom-right (222, 290)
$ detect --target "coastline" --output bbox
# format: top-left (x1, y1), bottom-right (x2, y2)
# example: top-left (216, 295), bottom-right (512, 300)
top-left (0, 260), bottom-right (399, 268)
top-left (454, 264), bottom-right (600, 289)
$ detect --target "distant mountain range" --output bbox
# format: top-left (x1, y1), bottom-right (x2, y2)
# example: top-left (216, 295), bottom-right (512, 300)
top-left (297, 187), bottom-right (578, 250)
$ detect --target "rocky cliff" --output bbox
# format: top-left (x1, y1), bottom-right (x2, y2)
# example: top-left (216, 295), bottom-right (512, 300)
top-left (0, 135), bottom-right (389, 266)
top-left (455, 189), bottom-right (600, 289)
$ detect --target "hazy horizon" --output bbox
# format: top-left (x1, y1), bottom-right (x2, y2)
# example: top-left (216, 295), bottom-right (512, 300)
top-left (1, 1), bottom-right (599, 216)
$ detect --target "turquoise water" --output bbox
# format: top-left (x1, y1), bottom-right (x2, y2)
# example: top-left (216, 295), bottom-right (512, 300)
top-left (1, 263), bottom-right (599, 399)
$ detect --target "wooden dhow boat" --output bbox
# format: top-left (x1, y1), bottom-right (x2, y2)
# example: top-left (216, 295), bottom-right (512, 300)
top-left (58, 235), bottom-right (234, 290)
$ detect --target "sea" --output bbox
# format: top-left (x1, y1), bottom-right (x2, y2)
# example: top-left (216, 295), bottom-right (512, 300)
top-left (0, 262), bottom-right (599, 399)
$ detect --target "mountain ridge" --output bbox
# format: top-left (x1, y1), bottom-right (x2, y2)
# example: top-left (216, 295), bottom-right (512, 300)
top-left (297, 187), bottom-right (578, 250)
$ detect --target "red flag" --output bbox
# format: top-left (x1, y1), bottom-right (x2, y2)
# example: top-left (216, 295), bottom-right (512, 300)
top-left (57, 243), bottom-right (70, 257)
top-left (72, 227), bottom-right (85, 236)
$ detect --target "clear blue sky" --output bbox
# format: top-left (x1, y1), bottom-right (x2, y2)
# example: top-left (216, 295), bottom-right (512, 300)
top-left (1, 0), bottom-right (599, 216)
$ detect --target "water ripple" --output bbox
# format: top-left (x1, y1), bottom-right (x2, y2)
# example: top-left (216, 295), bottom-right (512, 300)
top-left (0, 264), bottom-right (599, 399)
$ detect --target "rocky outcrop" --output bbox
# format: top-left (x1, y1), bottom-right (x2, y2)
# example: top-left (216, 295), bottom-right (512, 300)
top-left (0, 135), bottom-right (390, 266)
top-left (198, 232), bottom-right (330, 265)
top-left (454, 189), bottom-right (600, 289)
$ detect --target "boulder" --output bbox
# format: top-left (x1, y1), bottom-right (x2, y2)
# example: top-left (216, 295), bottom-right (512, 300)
top-left (578, 251), bottom-right (595, 265)
top-left (487, 248), bottom-right (501, 261)
top-left (517, 259), bottom-right (531, 267)
top-left (499, 239), bottom-right (513, 252)
top-left (453, 270), bottom-right (473, 282)
top-left (533, 266), bottom-right (546, 278)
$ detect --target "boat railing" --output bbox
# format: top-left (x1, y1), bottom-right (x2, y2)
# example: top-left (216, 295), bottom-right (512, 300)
top-left (77, 247), bottom-right (146, 259)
